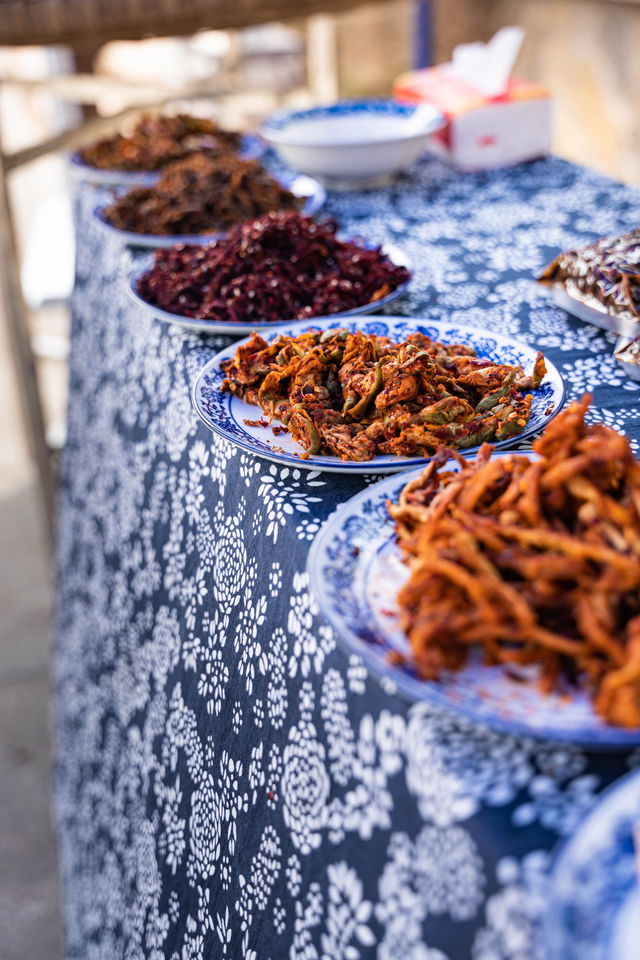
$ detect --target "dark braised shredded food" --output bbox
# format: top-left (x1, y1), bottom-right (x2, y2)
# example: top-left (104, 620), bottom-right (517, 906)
top-left (388, 395), bottom-right (640, 727)
top-left (221, 327), bottom-right (546, 461)
top-left (103, 154), bottom-right (303, 236)
top-left (538, 229), bottom-right (640, 321)
top-left (136, 212), bottom-right (411, 322)
top-left (78, 114), bottom-right (241, 172)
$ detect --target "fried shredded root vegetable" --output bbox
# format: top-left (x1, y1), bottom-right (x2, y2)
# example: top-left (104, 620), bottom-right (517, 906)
top-left (388, 395), bottom-right (640, 727)
top-left (220, 328), bottom-right (546, 461)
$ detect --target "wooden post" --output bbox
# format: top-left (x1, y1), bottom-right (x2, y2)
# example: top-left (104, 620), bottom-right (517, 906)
top-left (0, 111), bottom-right (54, 546)
top-left (306, 13), bottom-right (339, 103)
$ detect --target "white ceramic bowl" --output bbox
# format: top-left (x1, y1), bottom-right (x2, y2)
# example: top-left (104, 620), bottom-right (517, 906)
top-left (261, 99), bottom-right (444, 190)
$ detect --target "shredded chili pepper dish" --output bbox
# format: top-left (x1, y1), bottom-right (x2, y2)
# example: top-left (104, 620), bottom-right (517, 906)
top-left (387, 395), bottom-right (640, 727)
top-left (220, 326), bottom-right (547, 461)
top-left (136, 212), bottom-right (410, 323)
top-left (77, 114), bottom-right (242, 172)
top-left (103, 154), bottom-right (303, 236)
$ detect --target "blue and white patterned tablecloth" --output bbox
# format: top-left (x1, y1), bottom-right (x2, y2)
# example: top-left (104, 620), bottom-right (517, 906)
top-left (54, 155), bottom-right (640, 960)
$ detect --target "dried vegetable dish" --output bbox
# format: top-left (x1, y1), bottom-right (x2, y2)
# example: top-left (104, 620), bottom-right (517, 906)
top-left (615, 335), bottom-right (640, 382)
top-left (221, 326), bottom-right (546, 461)
top-left (103, 154), bottom-right (303, 236)
top-left (136, 212), bottom-right (410, 323)
top-left (388, 395), bottom-right (640, 727)
top-left (77, 113), bottom-right (241, 172)
top-left (538, 229), bottom-right (640, 325)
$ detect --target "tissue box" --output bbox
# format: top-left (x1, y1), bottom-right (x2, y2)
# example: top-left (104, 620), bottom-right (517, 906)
top-left (393, 69), bottom-right (552, 171)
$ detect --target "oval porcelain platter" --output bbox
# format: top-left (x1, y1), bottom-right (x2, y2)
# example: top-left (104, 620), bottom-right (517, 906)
top-left (68, 132), bottom-right (266, 188)
top-left (128, 242), bottom-right (412, 335)
top-left (544, 768), bottom-right (640, 959)
top-left (307, 457), bottom-right (640, 747)
top-left (191, 314), bottom-right (565, 475)
top-left (92, 173), bottom-right (326, 248)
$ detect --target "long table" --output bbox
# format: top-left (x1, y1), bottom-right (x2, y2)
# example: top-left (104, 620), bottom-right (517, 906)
top-left (54, 154), bottom-right (640, 959)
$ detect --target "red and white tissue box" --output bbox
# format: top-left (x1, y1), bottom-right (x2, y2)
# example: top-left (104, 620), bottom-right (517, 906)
top-left (393, 68), bottom-right (552, 172)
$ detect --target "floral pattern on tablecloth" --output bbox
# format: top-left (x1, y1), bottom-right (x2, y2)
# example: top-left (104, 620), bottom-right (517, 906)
top-left (54, 155), bottom-right (640, 960)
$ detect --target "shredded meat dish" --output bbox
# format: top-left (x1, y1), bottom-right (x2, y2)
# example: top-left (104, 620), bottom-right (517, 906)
top-left (103, 154), bottom-right (303, 236)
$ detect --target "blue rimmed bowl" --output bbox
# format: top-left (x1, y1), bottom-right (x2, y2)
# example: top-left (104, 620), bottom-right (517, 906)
top-left (261, 99), bottom-right (444, 190)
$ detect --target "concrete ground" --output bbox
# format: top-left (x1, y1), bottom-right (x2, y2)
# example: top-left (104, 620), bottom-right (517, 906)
top-left (0, 299), bottom-right (62, 956)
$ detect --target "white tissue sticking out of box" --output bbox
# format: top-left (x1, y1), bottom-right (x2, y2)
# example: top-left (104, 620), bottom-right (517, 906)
top-left (447, 26), bottom-right (525, 98)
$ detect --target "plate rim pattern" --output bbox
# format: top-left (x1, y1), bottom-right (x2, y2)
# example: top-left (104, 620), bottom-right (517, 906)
top-left (544, 767), bottom-right (640, 959)
top-left (191, 314), bottom-right (566, 476)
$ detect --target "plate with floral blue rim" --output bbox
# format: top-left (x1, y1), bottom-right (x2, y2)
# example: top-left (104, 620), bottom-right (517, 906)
top-left (191, 314), bottom-right (565, 475)
top-left (306, 455), bottom-right (640, 746)
top-left (68, 132), bottom-right (266, 188)
top-left (544, 768), bottom-right (640, 960)
top-left (92, 172), bottom-right (326, 248)
top-left (128, 242), bottom-right (412, 335)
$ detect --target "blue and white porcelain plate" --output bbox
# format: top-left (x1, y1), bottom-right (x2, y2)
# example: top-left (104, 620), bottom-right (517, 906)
top-left (93, 173), bottom-right (326, 248)
top-left (545, 768), bottom-right (640, 958)
top-left (307, 457), bottom-right (640, 746)
top-left (68, 132), bottom-right (266, 188)
top-left (128, 242), bottom-right (412, 335)
top-left (192, 315), bottom-right (565, 474)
